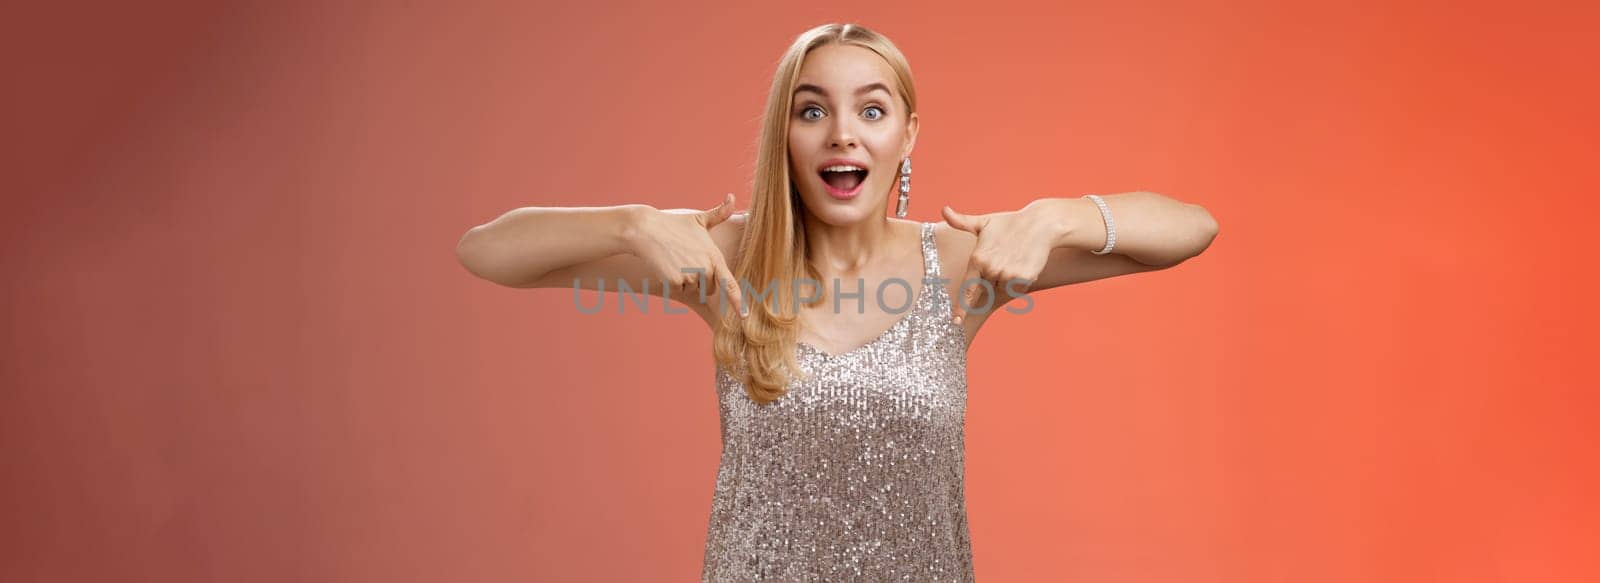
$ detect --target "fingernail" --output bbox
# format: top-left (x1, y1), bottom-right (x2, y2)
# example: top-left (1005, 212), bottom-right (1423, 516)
top-left (953, 315), bottom-right (964, 325)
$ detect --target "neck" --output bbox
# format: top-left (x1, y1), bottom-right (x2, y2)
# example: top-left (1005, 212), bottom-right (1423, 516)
top-left (802, 212), bottom-right (895, 276)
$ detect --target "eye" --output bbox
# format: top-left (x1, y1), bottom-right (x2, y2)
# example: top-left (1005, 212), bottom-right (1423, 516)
top-left (799, 105), bottom-right (824, 121)
top-left (863, 105), bottom-right (885, 120)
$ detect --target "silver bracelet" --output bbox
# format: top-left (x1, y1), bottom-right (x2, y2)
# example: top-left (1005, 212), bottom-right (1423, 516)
top-left (1082, 194), bottom-right (1116, 255)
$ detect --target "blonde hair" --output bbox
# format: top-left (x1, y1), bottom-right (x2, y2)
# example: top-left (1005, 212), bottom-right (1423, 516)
top-left (712, 23), bottom-right (919, 404)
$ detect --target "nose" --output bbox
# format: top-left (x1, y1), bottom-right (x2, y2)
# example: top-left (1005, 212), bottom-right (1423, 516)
top-left (828, 119), bottom-right (859, 149)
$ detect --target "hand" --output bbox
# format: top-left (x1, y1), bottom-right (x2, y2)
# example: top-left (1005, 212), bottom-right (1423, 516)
top-left (942, 203), bottom-right (1057, 324)
top-left (630, 193), bottom-right (746, 317)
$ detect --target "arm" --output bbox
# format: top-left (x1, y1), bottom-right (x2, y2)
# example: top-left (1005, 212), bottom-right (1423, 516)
top-left (941, 190), bottom-right (1219, 329)
top-left (455, 204), bottom-right (647, 289)
top-left (455, 195), bottom-right (748, 323)
top-left (1032, 191), bottom-right (1218, 269)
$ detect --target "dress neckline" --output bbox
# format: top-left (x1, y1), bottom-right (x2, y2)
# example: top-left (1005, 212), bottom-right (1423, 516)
top-left (794, 222), bottom-right (931, 360)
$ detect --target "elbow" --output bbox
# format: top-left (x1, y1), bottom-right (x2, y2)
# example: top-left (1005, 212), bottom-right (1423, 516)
top-left (455, 226), bottom-right (508, 285)
top-left (1152, 206), bottom-right (1218, 268)
top-left (1144, 192), bottom-right (1220, 250)
top-left (1197, 205), bottom-right (1219, 248)
top-left (457, 226), bottom-right (550, 288)
top-left (1182, 205), bottom-right (1220, 262)
top-left (455, 227), bottom-right (482, 272)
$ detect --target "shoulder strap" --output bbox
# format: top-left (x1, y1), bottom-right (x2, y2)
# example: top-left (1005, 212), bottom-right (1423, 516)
top-left (920, 222), bottom-right (941, 279)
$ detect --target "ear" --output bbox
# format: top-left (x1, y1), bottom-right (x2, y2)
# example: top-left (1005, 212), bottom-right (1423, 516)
top-left (902, 111), bottom-right (919, 160)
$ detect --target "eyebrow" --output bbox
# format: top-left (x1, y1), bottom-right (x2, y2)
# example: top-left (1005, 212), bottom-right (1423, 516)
top-left (793, 82), bottom-right (892, 99)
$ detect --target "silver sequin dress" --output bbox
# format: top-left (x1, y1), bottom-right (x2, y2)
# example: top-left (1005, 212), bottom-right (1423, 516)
top-left (703, 222), bottom-right (974, 582)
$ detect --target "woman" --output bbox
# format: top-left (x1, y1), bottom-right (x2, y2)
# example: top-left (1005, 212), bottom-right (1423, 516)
top-left (456, 23), bottom-right (1218, 582)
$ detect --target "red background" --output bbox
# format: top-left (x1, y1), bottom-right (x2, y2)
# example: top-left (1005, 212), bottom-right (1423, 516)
top-left (3, 1), bottom-right (1596, 581)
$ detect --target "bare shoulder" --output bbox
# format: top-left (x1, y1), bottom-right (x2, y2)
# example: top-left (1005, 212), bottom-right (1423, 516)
top-left (929, 221), bottom-right (976, 283)
top-left (709, 211), bottom-right (750, 266)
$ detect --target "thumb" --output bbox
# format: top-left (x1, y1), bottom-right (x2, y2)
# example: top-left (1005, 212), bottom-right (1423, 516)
top-left (943, 205), bottom-right (985, 234)
top-left (700, 193), bottom-right (735, 228)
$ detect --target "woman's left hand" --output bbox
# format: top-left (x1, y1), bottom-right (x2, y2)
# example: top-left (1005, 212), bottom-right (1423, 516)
top-left (941, 201), bottom-right (1060, 324)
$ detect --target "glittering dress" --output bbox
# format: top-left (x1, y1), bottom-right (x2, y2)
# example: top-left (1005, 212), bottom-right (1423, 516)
top-left (702, 222), bottom-right (974, 582)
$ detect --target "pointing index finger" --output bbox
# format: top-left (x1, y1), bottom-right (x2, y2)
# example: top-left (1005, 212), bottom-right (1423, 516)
top-left (954, 261), bottom-right (983, 325)
top-left (712, 255), bottom-right (745, 318)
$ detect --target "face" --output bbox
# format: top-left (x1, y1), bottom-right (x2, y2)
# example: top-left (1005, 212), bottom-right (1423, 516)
top-left (788, 43), bottom-right (918, 226)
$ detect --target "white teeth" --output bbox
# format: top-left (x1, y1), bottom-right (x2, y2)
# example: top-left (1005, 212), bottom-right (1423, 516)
top-left (821, 165), bottom-right (865, 173)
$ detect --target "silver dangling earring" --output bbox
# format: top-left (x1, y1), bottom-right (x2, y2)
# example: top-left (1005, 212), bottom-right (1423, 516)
top-left (894, 156), bottom-right (912, 217)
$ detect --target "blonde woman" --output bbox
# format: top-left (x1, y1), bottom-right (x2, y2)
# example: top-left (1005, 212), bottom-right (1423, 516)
top-left (456, 22), bottom-right (1217, 582)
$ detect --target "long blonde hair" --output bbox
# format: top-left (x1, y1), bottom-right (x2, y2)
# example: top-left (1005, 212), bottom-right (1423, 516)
top-left (712, 23), bottom-right (919, 404)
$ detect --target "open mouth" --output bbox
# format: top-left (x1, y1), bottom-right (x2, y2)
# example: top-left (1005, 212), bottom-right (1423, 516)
top-left (819, 167), bottom-right (869, 192)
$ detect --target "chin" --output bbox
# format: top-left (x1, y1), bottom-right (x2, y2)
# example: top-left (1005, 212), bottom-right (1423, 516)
top-left (799, 189), bottom-right (881, 226)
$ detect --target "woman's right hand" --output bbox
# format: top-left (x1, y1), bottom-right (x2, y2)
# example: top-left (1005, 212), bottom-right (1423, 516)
top-left (628, 193), bottom-right (747, 318)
